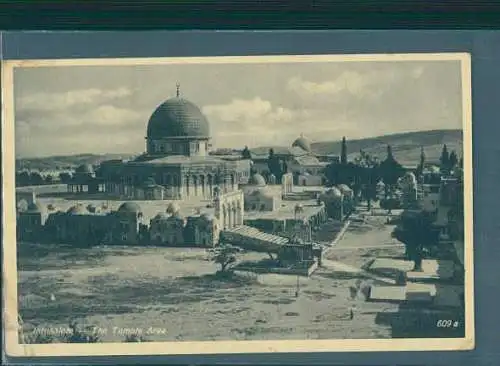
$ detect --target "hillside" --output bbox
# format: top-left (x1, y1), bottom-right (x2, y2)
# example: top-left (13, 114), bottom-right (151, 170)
top-left (312, 129), bottom-right (463, 166)
top-left (15, 153), bottom-right (136, 172)
top-left (15, 129), bottom-right (463, 172)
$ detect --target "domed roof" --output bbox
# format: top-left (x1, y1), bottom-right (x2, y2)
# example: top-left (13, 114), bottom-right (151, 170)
top-left (67, 204), bottom-right (88, 215)
top-left (250, 188), bottom-right (274, 198)
top-left (75, 164), bottom-right (94, 174)
top-left (166, 202), bottom-right (180, 215)
top-left (325, 187), bottom-right (343, 199)
top-left (337, 184), bottom-right (352, 194)
top-left (147, 96), bottom-right (210, 140)
top-left (248, 173), bottom-right (266, 187)
top-left (292, 135), bottom-right (312, 152)
top-left (118, 202), bottom-right (141, 213)
top-left (86, 204), bottom-right (97, 213)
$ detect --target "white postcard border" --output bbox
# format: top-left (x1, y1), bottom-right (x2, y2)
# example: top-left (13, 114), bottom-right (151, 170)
top-left (2, 52), bottom-right (474, 357)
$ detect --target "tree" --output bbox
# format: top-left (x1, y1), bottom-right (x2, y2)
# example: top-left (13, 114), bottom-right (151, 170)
top-left (241, 146), bottom-right (252, 159)
top-left (440, 144), bottom-right (450, 172)
top-left (391, 211), bottom-right (439, 271)
top-left (267, 148), bottom-right (284, 182)
top-left (29, 171), bottom-right (44, 185)
top-left (415, 146), bottom-right (426, 179)
top-left (208, 243), bottom-right (242, 273)
top-left (16, 171), bottom-right (31, 186)
top-left (59, 172), bottom-right (72, 184)
top-left (449, 150), bottom-right (458, 172)
top-left (379, 145), bottom-right (405, 198)
top-left (45, 174), bottom-right (54, 184)
top-left (340, 136), bottom-right (348, 165)
top-left (353, 150), bottom-right (380, 209)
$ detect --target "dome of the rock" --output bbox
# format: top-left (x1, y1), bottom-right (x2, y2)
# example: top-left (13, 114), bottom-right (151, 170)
top-left (147, 97), bottom-right (210, 140)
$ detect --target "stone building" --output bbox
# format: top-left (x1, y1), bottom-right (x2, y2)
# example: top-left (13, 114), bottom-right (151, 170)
top-left (98, 86), bottom-right (247, 200)
top-left (150, 212), bottom-right (186, 246)
top-left (184, 213), bottom-right (220, 247)
top-left (249, 134), bottom-right (328, 184)
top-left (43, 202), bottom-right (146, 246)
top-left (67, 164), bottom-right (105, 194)
top-left (242, 173), bottom-right (281, 212)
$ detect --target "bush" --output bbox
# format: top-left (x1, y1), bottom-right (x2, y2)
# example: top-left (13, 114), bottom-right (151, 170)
top-left (61, 320), bottom-right (101, 343)
top-left (124, 333), bottom-right (149, 342)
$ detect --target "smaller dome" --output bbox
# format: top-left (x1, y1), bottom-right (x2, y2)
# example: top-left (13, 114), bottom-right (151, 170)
top-left (326, 187), bottom-right (343, 198)
top-left (67, 204), bottom-right (88, 215)
top-left (86, 204), bottom-right (97, 213)
top-left (248, 173), bottom-right (266, 187)
top-left (118, 202), bottom-right (141, 213)
top-left (75, 164), bottom-right (94, 174)
top-left (250, 188), bottom-right (274, 199)
top-left (166, 202), bottom-right (180, 215)
top-left (337, 184), bottom-right (352, 194)
top-left (292, 135), bottom-right (312, 152)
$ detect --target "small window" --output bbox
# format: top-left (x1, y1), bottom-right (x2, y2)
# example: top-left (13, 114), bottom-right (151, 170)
top-left (196, 143), bottom-right (200, 152)
top-left (121, 234), bottom-right (128, 241)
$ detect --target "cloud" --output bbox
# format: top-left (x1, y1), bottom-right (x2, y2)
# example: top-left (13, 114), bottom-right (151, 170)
top-left (286, 66), bottom-right (426, 103)
top-left (16, 87), bottom-right (133, 112)
top-left (203, 97), bottom-right (293, 124)
top-left (202, 97), bottom-right (296, 146)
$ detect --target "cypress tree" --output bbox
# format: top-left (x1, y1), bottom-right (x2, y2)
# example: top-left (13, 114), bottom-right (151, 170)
top-left (440, 144), bottom-right (450, 171)
top-left (340, 136), bottom-right (347, 165)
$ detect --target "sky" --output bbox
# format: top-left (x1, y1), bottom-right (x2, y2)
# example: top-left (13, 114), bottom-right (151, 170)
top-left (12, 58), bottom-right (464, 158)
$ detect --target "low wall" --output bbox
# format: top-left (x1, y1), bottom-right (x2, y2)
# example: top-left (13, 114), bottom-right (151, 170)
top-left (235, 259), bottom-right (318, 277)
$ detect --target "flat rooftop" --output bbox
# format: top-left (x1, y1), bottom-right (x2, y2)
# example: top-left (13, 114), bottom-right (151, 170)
top-left (35, 196), bottom-right (215, 224)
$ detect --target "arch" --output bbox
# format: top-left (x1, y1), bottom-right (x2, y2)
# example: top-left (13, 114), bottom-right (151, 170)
top-left (165, 174), bottom-right (173, 186)
top-left (185, 175), bottom-right (190, 196)
top-left (192, 175), bottom-right (199, 196)
top-left (207, 174), bottom-right (214, 197)
top-left (222, 204), bottom-right (228, 229)
top-left (200, 174), bottom-right (206, 197)
top-left (236, 200), bottom-right (242, 226)
top-left (230, 174), bottom-right (236, 190)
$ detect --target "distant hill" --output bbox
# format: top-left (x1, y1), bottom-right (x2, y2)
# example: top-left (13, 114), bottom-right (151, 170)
top-left (15, 129), bottom-right (463, 172)
top-left (311, 129), bottom-right (463, 166)
top-left (16, 153), bottom-right (136, 172)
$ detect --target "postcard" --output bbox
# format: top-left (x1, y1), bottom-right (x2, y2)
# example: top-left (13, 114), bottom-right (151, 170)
top-left (2, 53), bottom-right (474, 357)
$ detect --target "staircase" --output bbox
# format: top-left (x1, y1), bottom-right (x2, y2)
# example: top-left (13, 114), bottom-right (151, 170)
top-left (221, 225), bottom-right (289, 253)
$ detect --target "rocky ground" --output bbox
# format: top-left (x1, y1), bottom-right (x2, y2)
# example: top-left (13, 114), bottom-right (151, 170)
top-left (16, 209), bottom-right (462, 343)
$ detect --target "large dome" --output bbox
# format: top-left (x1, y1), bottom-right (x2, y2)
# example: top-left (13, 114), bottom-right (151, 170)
top-left (147, 97), bottom-right (210, 140)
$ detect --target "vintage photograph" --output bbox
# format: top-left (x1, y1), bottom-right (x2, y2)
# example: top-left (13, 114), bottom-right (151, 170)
top-left (2, 54), bottom-right (473, 356)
